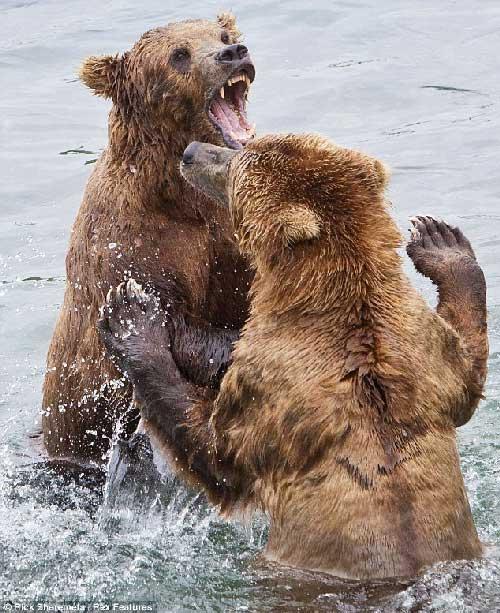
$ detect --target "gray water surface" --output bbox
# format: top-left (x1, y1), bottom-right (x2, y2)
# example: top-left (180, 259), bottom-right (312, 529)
top-left (0, 1), bottom-right (499, 611)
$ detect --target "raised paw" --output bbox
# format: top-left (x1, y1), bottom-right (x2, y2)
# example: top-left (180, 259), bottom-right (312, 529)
top-left (97, 279), bottom-right (166, 376)
top-left (406, 216), bottom-right (477, 285)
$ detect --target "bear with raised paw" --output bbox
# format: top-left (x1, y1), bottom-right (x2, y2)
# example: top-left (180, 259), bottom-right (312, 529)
top-left (99, 134), bottom-right (488, 579)
top-left (42, 14), bottom-right (255, 462)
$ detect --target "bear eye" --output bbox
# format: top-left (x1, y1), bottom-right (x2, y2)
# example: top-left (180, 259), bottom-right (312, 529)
top-left (170, 47), bottom-right (191, 72)
top-left (221, 31), bottom-right (230, 44)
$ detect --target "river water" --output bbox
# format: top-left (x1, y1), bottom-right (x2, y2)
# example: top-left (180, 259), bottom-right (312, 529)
top-left (0, 0), bottom-right (499, 611)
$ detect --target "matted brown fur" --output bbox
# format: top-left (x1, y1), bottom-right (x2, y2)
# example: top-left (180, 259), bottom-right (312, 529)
top-left (42, 15), bottom-right (251, 462)
top-left (207, 135), bottom-right (486, 577)
top-left (100, 134), bottom-right (488, 579)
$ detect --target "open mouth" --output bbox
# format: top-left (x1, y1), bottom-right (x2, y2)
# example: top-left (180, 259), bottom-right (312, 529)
top-left (208, 67), bottom-right (256, 149)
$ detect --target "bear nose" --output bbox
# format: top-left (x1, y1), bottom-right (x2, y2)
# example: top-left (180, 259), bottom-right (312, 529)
top-left (215, 44), bottom-right (249, 63)
top-left (182, 141), bottom-right (200, 165)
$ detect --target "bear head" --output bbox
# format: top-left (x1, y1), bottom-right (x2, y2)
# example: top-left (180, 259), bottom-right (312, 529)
top-left (181, 134), bottom-right (400, 297)
top-left (79, 14), bottom-right (256, 150)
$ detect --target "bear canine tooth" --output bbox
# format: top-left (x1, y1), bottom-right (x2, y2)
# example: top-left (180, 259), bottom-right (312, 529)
top-left (220, 86), bottom-right (225, 99)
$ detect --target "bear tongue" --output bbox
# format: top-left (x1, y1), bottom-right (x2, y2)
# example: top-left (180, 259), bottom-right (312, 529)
top-left (212, 99), bottom-right (249, 141)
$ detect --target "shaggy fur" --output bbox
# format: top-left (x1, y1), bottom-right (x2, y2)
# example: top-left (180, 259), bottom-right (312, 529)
top-left (42, 15), bottom-right (252, 462)
top-left (99, 134), bottom-right (488, 579)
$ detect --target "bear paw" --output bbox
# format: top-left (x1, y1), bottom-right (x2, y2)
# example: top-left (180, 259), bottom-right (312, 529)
top-left (98, 279), bottom-right (166, 377)
top-left (406, 216), bottom-right (477, 285)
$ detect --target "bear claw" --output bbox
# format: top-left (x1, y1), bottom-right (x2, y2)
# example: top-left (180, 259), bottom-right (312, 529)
top-left (409, 216), bottom-right (475, 256)
top-left (104, 280), bottom-right (157, 314)
top-left (407, 216), bottom-right (477, 284)
top-left (97, 279), bottom-right (164, 374)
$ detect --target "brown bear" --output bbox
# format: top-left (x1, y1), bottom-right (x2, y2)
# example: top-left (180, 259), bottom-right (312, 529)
top-left (98, 134), bottom-right (488, 579)
top-left (42, 14), bottom-right (256, 463)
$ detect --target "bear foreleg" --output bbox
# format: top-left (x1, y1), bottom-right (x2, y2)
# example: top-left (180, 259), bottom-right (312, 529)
top-left (407, 216), bottom-right (488, 426)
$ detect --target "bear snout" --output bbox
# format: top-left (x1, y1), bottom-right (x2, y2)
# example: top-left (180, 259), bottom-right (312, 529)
top-left (182, 141), bottom-right (201, 165)
top-left (215, 43), bottom-right (249, 63)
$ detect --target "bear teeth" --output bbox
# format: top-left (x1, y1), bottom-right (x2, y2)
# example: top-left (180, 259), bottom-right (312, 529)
top-left (209, 71), bottom-right (254, 146)
top-left (225, 73), bottom-right (250, 89)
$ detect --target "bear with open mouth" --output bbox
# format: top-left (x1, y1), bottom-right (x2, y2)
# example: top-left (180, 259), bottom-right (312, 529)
top-left (99, 133), bottom-right (488, 579)
top-left (42, 13), bottom-right (256, 463)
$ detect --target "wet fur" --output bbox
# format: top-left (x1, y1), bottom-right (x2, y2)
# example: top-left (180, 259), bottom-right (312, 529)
top-left (101, 134), bottom-right (488, 579)
top-left (42, 15), bottom-right (252, 462)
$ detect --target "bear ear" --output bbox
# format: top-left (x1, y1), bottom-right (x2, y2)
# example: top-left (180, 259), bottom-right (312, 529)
top-left (373, 159), bottom-right (391, 191)
top-left (79, 54), bottom-right (122, 99)
top-left (279, 204), bottom-right (321, 245)
top-left (217, 12), bottom-right (241, 41)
